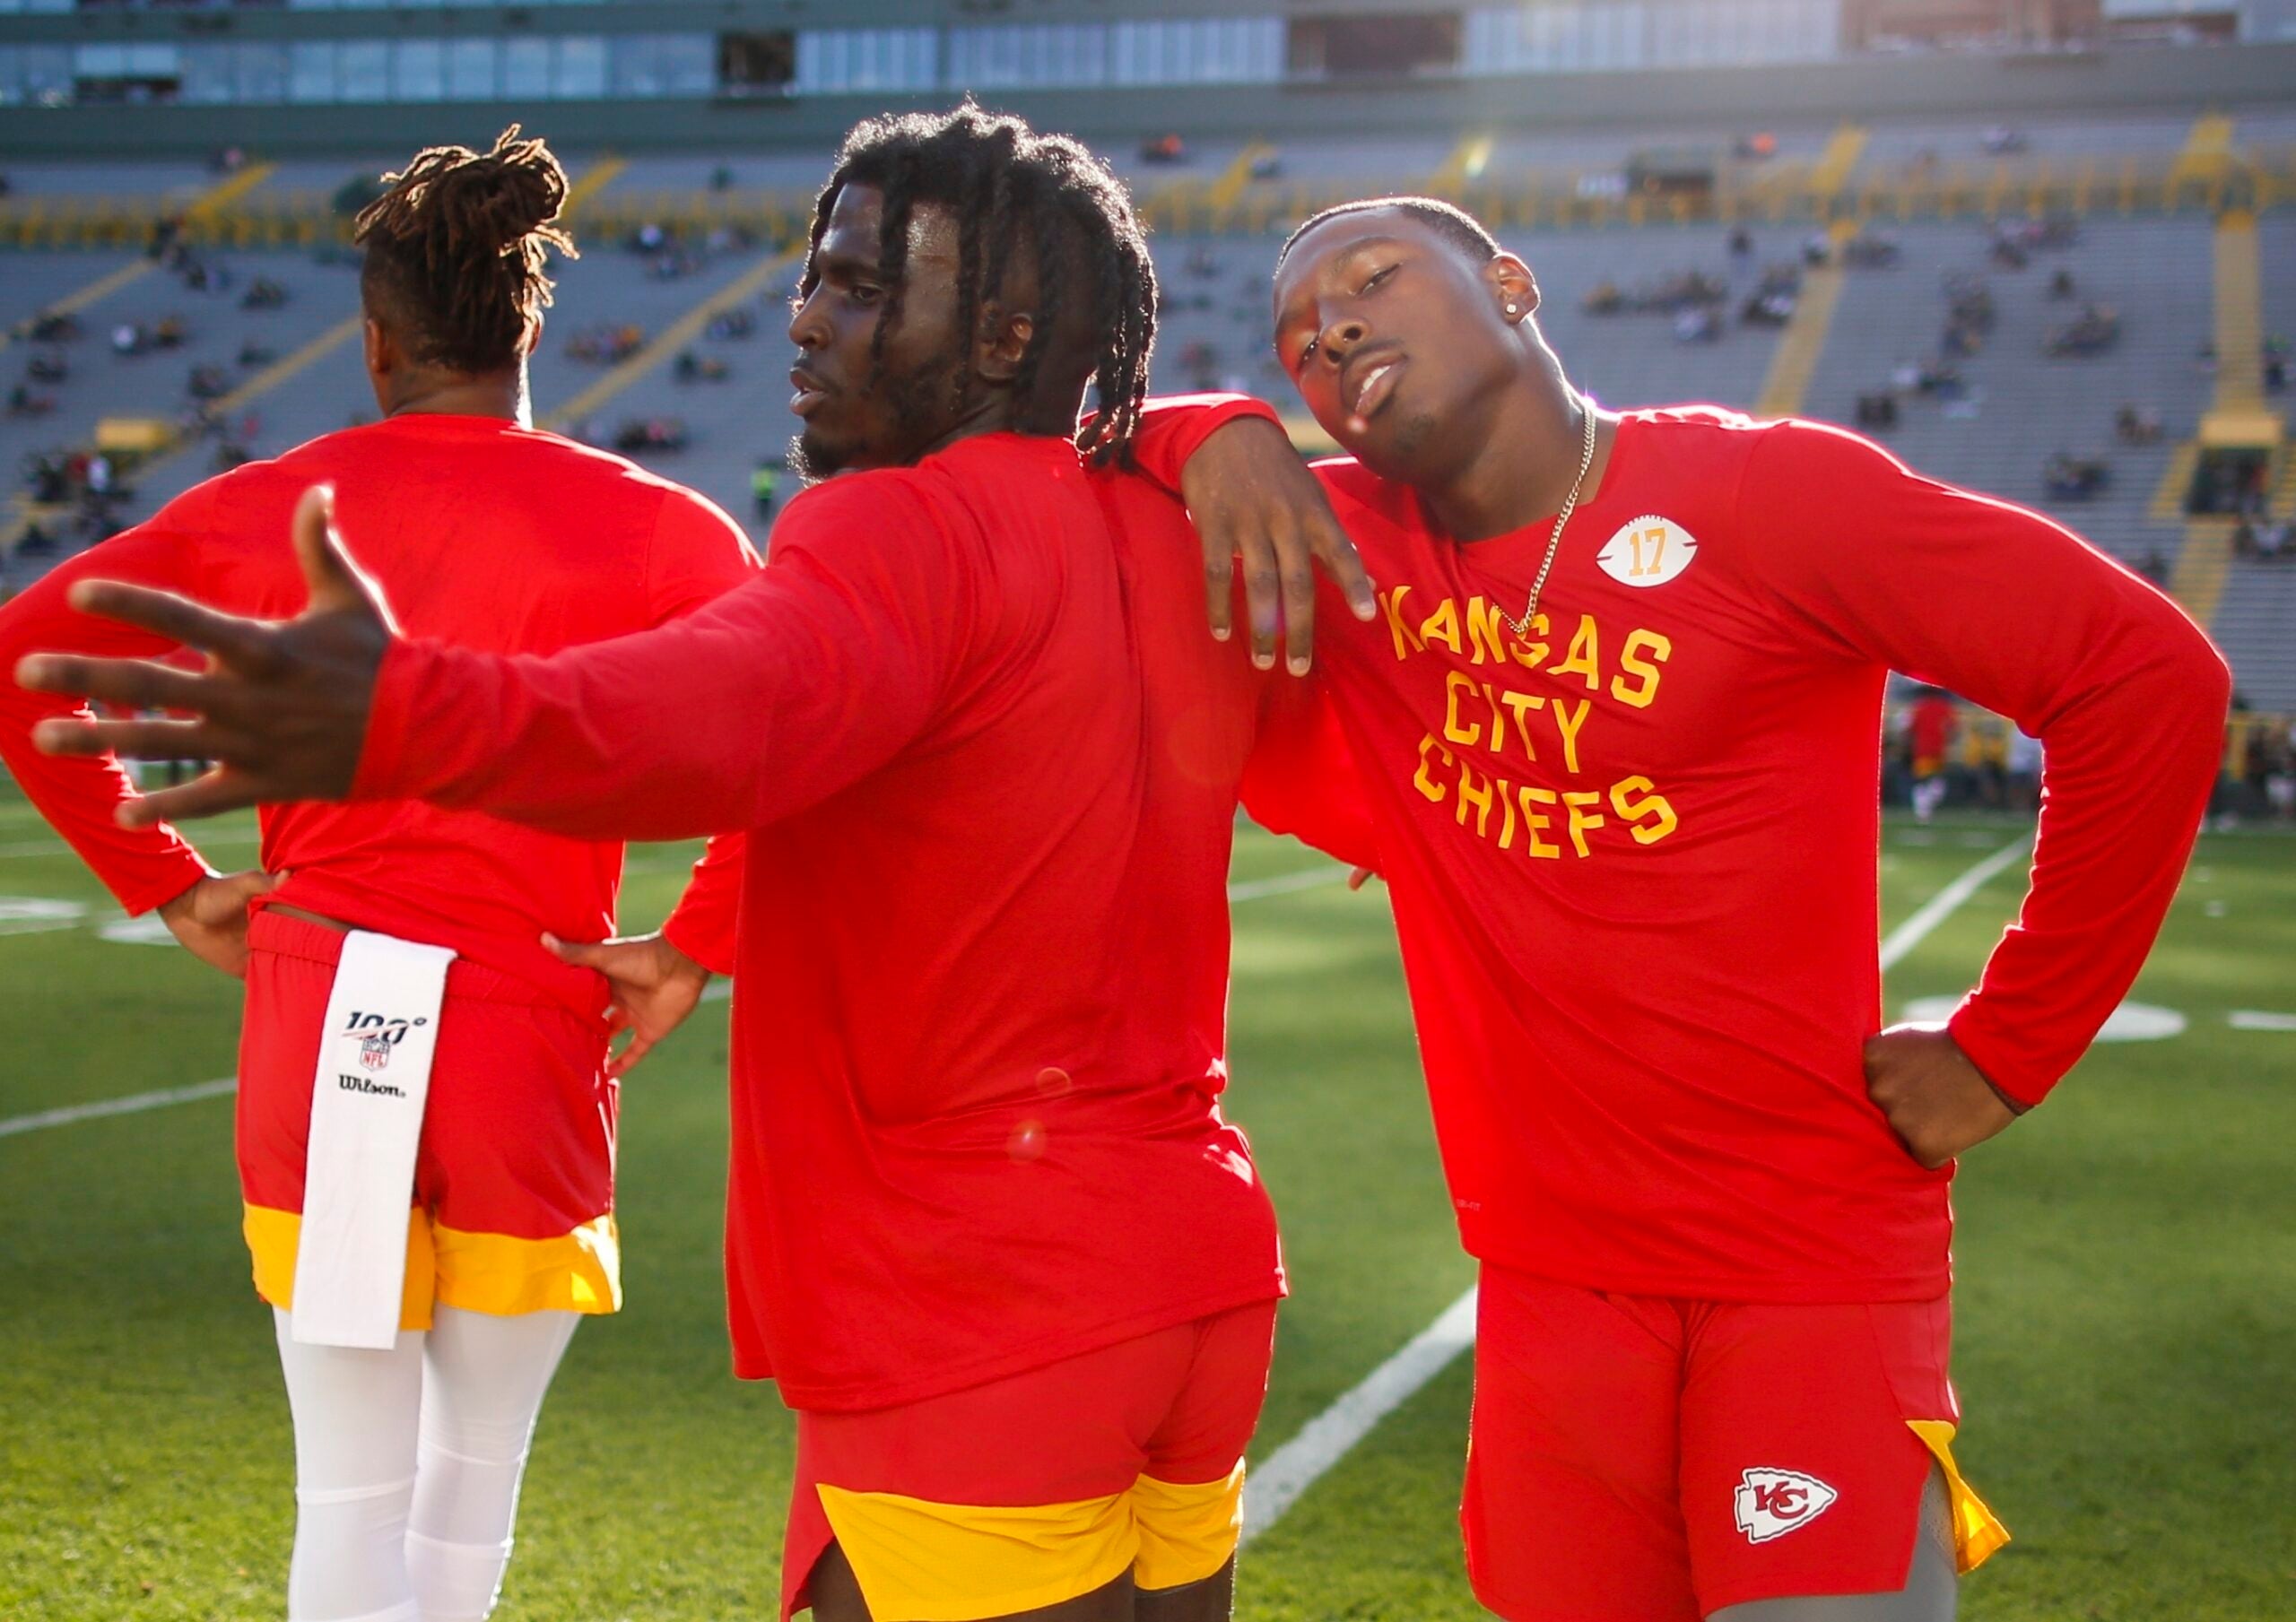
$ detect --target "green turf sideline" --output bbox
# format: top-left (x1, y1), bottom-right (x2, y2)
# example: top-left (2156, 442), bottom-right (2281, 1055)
top-left (0, 862), bottom-right (1355, 1139)
top-left (1235, 835), bottom-right (2034, 1546)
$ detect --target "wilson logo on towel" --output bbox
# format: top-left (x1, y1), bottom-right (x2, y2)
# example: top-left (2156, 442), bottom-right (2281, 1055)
top-left (337, 1073), bottom-right (407, 1099)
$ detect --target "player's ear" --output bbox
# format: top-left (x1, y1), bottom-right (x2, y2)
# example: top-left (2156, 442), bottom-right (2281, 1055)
top-left (974, 301), bottom-right (1033, 386)
top-left (1488, 255), bottom-right (1539, 323)
top-left (361, 316), bottom-right (392, 378)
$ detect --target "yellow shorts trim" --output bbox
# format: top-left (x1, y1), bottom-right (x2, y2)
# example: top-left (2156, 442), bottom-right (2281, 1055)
top-left (1907, 1419), bottom-right (2011, 1574)
top-left (243, 1202), bottom-right (620, 1328)
top-left (1132, 1464), bottom-right (1246, 1592)
top-left (815, 1464), bottom-right (1245, 1621)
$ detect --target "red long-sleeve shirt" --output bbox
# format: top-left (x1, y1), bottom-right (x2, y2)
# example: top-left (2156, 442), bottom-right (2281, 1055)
top-left (348, 430), bottom-right (1373, 1409)
top-left (0, 413), bottom-right (756, 1016)
top-left (1142, 400), bottom-right (2229, 1303)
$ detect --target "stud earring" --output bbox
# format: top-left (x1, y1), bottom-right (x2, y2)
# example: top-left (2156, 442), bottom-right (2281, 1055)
top-left (1504, 303), bottom-right (1519, 316)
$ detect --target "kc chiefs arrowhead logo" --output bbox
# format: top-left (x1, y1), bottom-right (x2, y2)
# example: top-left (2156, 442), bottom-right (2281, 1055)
top-left (1734, 1467), bottom-right (1839, 1544)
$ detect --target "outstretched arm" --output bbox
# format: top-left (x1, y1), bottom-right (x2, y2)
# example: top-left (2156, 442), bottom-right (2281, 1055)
top-left (0, 521), bottom-right (221, 912)
top-left (1747, 421), bottom-right (2230, 1159)
top-left (20, 480), bottom-right (975, 844)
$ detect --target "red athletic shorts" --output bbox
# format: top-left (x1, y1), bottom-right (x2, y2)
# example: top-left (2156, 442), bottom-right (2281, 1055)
top-left (782, 1297), bottom-right (1278, 1622)
top-left (236, 909), bottom-right (622, 1328)
top-left (1464, 1264), bottom-right (2006, 1620)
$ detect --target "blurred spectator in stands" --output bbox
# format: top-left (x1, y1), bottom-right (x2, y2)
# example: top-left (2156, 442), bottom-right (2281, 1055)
top-left (1801, 232), bottom-right (1831, 267)
top-left (2237, 518), bottom-right (2290, 560)
top-left (2264, 729), bottom-right (2296, 821)
top-left (7, 385), bottom-right (54, 419)
top-left (211, 146), bottom-right (247, 175)
top-left (153, 316), bottom-right (187, 350)
top-left (2043, 452), bottom-right (2110, 500)
top-left (0, 172), bottom-right (11, 199)
top-left (1139, 133), bottom-right (1187, 165)
top-left (2005, 727), bottom-right (2043, 814)
top-left (1855, 392), bottom-right (1898, 431)
top-left (15, 522), bottom-right (57, 562)
top-left (2135, 546), bottom-right (2169, 585)
top-left (2115, 403), bottom-right (2162, 445)
top-left (1980, 126), bottom-right (2026, 154)
top-left (1674, 306), bottom-right (1719, 344)
top-left (706, 306), bottom-right (756, 341)
top-left (28, 313), bottom-right (79, 343)
top-left (27, 350), bottom-right (67, 385)
top-left (2048, 267), bottom-right (2075, 301)
top-left (1728, 225), bottom-right (1753, 261)
top-left (1249, 149), bottom-right (1283, 180)
top-left (1584, 281), bottom-right (1624, 317)
top-left (2046, 304), bottom-right (2120, 358)
top-left (710, 165), bottom-right (735, 193)
top-left (1841, 233), bottom-right (1899, 269)
top-left (752, 461), bottom-right (780, 520)
top-left (1908, 689), bottom-right (1956, 823)
top-left (85, 455), bottom-right (111, 499)
top-left (111, 323), bottom-right (144, 357)
top-left (241, 277), bottom-right (288, 311)
top-left (673, 351), bottom-right (730, 383)
top-left (239, 340), bottom-right (276, 369)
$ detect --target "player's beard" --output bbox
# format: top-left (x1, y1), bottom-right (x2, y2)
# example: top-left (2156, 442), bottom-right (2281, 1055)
top-left (788, 349), bottom-right (965, 486)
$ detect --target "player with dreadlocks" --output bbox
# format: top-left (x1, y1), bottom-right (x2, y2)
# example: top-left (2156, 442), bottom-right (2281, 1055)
top-left (21, 105), bottom-right (1378, 1621)
top-left (0, 127), bottom-right (757, 1621)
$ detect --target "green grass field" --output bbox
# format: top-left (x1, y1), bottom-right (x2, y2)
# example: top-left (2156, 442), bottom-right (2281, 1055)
top-left (0, 800), bottom-right (2290, 1620)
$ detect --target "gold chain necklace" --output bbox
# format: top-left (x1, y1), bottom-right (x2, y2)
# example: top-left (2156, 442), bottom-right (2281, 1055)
top-left (1501, 396), bottom-right (1600, 640)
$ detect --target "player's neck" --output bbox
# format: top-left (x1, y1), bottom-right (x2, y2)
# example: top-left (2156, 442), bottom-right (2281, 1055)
top-left (914, 383), bottom-right (1074, 460)
top-left (1422, 370), bottom-right (1613, 545)
top-left (385, 368), bottom-right (529, 428)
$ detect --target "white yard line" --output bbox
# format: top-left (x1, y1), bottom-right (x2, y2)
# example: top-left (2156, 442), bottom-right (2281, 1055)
top-left (0, 1076), bottom-right (239, 1140)
top-left (1878, 836), bottom-right (2031, 971)
top-left (1238, 836), bottom-right (2035, 1542)
top-left (1241, 1287), bottom-right (1479, 1542)
top-left (0, 864), bottom-right (1361, 1136)
top-left (2227, 1010), bottom-right (2296, 1033)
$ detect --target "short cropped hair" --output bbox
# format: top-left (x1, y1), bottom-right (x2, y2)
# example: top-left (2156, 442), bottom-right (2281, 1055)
top-left (1276, 195), bottom-right (1503, 273)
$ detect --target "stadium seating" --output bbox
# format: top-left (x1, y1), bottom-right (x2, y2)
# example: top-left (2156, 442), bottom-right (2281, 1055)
top-left (2209, 209), bottom-right (2296, 711)
top-left (1805, 216), bottom-right (2211, 568)
top-left (3, 118), bottom-right (2289, 719)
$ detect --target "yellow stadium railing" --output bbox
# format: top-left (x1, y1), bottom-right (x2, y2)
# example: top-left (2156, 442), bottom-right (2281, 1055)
top-left (4, 143), bottom-right (2293, 255)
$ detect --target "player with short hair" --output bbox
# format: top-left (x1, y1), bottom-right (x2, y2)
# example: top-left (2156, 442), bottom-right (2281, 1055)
top-left (18, 107), bottom-right (1377, 1622)
top-left (1126, 194), bottom-right (2231, 1620)
top-left (0, 128), bottom-right (758, 1622)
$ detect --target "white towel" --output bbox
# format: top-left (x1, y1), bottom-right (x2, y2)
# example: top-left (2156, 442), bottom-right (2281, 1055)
top-left (291, 930), bottom-right (456, 1349)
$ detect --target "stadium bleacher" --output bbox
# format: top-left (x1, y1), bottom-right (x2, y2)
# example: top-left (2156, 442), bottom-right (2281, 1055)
top-left (3, 113), bottom-right (2290, 716)
top-left (1804, 216), bottom-right (2212, 568)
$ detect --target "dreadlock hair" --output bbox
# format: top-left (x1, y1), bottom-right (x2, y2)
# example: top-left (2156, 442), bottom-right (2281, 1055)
top-left (354, 125), bottom-right (577, 377)
top-left (1277, 195), bottom-right (1503, 273)
top-left (804, 103), bottom-right (1159, 464)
